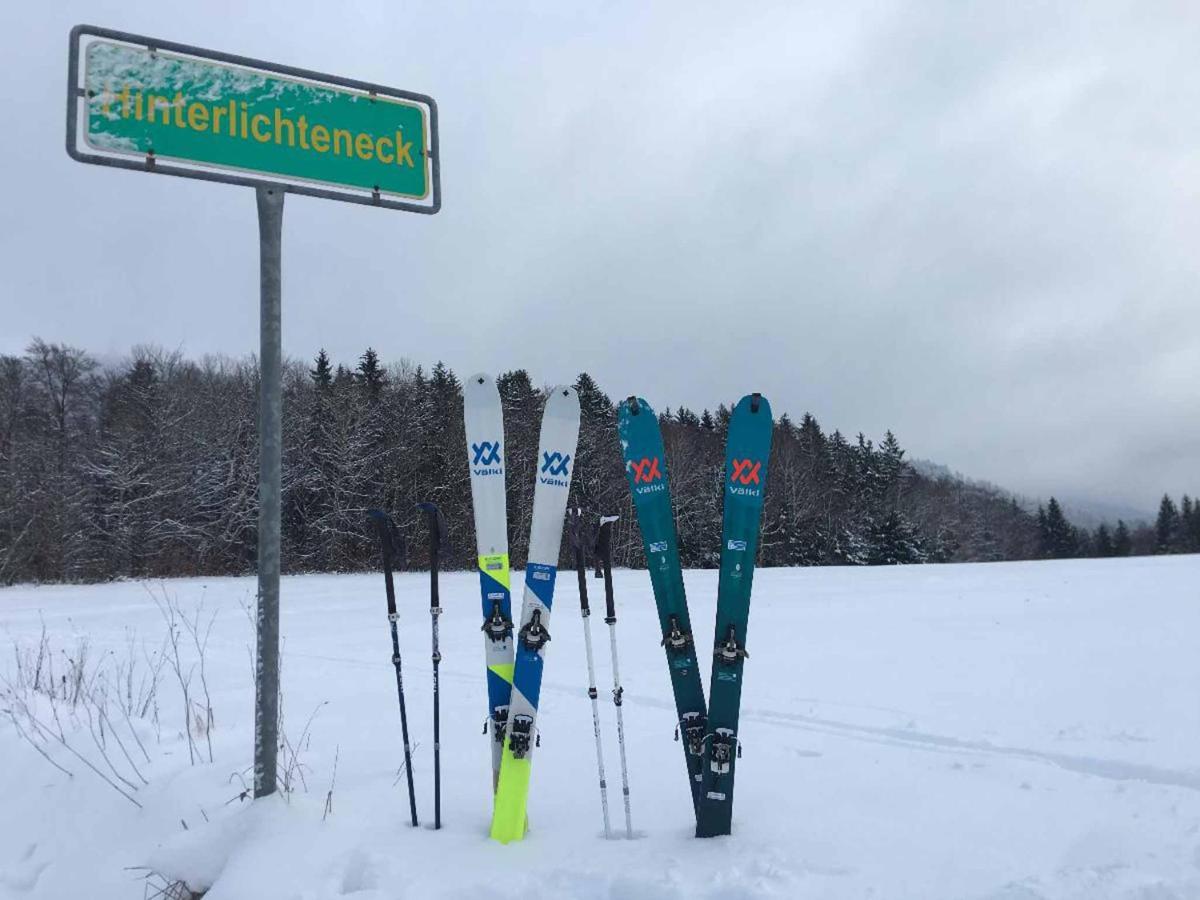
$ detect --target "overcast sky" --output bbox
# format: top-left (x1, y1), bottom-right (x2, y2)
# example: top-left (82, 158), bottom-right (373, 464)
top-left (2, 2), bottom-right (1196, 514)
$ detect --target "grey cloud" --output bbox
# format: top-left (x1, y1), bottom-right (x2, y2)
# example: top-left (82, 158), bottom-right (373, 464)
top-left (2, 1), bottom-right (1196, 514)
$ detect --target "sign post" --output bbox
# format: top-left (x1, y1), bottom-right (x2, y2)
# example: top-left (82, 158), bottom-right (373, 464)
top-left (66, 25), bottom-right (440, 797)
top-left (254, 185), bottom-right (284, 797)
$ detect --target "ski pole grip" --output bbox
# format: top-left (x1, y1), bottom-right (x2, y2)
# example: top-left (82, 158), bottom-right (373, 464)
top-left (602, 561), bottom-right (615, 621)
top-left (417, 502), bottom-right (445, 610)
top-left (575, 543), bottom-right (590, 613)
top-left (569, 508), bottom-right (591, 613)
top-left (597, 516), bottom-right (618, 620)
top-left (367, 509), bottom-right (401, 617)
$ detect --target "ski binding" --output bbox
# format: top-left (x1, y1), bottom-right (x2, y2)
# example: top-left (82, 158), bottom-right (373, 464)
top-left (490, 705), bottom-right (509, 743)
top-left (482, 601), bottom-right (514, 642)
top-left (714, 624), bottom-right (748, 665)
top-left (508, 714), bottom-right (536, 759)
top-left (708, 728), bottom-right (739, 775)
top-left (675, 711), bottom-right (708, 758)
top-left (519, 609), bottom-right (551, 651)
top-left (661, 613), bottom-right (694, 652)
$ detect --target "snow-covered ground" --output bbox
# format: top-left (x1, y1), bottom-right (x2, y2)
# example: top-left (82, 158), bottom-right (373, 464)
top-left (1, 555), bottom-right (1199, 899)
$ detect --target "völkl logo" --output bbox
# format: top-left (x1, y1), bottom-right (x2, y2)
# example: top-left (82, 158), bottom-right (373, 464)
top-left (539, 451), bottom-right (571, 486)
top-left (629, 456), bottom-right (665, 493)
top-left (730, 459), bottom-right (761, 485)
top-left (471, 441), bottom-right (503, 475)
top-left (729, 458), bottom-right (763, 496)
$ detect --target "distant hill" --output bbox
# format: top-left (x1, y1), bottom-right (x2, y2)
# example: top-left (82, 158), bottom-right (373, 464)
top-left (910, 459), bottom-right (1153, 528)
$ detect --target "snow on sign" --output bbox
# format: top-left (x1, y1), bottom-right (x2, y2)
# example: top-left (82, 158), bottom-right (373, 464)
top-left (66, 25), bottom-right (440, 213)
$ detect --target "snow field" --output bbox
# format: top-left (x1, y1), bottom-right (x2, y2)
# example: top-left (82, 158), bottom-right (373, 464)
top-left (1, 555), bottom-right (1199, 899)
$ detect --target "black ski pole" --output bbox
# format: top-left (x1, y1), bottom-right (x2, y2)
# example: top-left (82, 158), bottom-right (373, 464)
top-left (416, 502), bottom-right (447, 831)
top-left (366, 509), bottom-right (419, 828)
top-left (597, 514), bottom-right (634, 838)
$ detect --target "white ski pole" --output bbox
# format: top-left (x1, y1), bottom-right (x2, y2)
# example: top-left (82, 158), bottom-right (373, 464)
top-left (570, 508), bottom-right (611, 838)
top-left (597, 514), bottom-right (633, 838)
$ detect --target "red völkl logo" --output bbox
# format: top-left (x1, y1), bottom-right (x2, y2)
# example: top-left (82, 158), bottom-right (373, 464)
top-left (629, 457), bottom-right (662, 484)
top-left (729, 459), bottom-right (761, 486)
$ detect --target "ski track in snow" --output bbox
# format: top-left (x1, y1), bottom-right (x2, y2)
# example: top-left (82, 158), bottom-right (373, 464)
top-left (1, 555), bottom-right (1199, 899)
top-left (741, 706), bottom-right (1200, 793)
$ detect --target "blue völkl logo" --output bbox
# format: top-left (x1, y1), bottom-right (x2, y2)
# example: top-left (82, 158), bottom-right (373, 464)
top-left (539, 451), bottom-right (571, 486)
top-left (541, 452), bottom-right (570, 477)
top-left (472, 441), bottom-right (501, 466)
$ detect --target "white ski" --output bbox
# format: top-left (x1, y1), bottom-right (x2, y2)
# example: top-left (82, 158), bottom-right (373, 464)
top-left (490, 384), bottom-right (580, 842)
top-left (464, 373), bottom-right (514, 788)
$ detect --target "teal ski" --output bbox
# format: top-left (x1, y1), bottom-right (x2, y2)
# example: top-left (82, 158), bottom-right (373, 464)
top-left (696, 392), bottom-right (773, 838)
top-left (618, 396), bottom-right (708, 818)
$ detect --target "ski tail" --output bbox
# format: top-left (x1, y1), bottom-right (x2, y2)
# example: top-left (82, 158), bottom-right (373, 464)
top-left (490, 557), bottom-right (559, 843)
top-left (696, 392), bottom-right (774, 838)
top-left (491, 744), bottom-right (534, 843)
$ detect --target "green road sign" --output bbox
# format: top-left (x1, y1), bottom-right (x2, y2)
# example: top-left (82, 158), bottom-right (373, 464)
top-left (66, 26), bottom-right (440, 801)
top-left (76, 36), bottom-right (433, 203)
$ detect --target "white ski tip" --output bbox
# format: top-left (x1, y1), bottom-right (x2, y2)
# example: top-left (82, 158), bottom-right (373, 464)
top-left (543, 385), bottom-right (580, 418)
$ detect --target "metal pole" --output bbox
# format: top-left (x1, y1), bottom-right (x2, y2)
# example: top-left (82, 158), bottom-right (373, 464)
top-left (598, 515), bottom-right (633, 838)
top-left (418, 502), bottom-right (445, 829)
top-left (369, 510), bottom-right (419, 827)
top-left (608, 622), bottom-right (633, 838)
top-left (582, 596), bottom-right (612, 838)
top-left (253, 185), bottom-right (284, 799)
top-left (569, 509), bottom-right (611, 838)
top-left (429, 511), bottom-right (443, 831)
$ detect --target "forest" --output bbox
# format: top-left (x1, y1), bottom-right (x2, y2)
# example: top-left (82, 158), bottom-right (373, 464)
top-left (0, 339), bottom-right (1193, 584)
